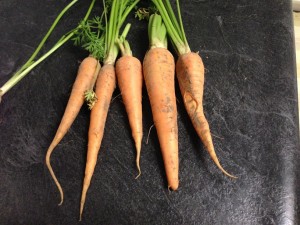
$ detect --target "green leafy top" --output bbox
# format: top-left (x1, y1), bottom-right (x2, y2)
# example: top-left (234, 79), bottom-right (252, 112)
top-left (148, 14), bottom-right (167, 49)
top-left (73, 16), bottom-right (106, 60)
top-left (0, 0), bottom-right (96, 100)
top-left (151, 0), bottom-right (190, 55)
top-left (117, 24), bottom-right (133, 56)
top-left (103, 0), bottom-right (140, 65)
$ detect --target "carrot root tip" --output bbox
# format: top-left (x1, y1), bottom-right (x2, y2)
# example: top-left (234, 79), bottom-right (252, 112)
top-left (214, 159), bottom-right (237, 179)
top-left (135, 146), bottom-right (142, 179)
top-left (58, 199), bottom-right (63, 206)
top-left (135, 167), bottom-right (141, 179)
top-left (46, 147), bottom-right (64, 207)
top-left (135, 153), bottom-right (141, 179)
top-left (135, 172), bottom-right (141, 179)
top-left (167, 183), bottom-right (179, 192)
top-left (0, 90), bottom-right (3, 103)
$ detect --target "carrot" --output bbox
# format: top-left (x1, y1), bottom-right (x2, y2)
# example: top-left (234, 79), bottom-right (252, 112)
top-left (116, 38), bottom-right (143, 178)
top-left (143, 14), bottom-right (179, 190)
top-left (45, 0), bottom-right (110, 206)
top-left (176, 52), bottom-right (236, 178)
top-left (79, 0), bottom-right (140, 220)
top-left (46, 56), bottom-right (100, 205)
top-left (79, 64), bottom-right (116, 220)
top-left (152, 0), bottom-right (236, 178)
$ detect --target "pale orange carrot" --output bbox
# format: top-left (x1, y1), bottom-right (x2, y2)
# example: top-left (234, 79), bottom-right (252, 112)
top-left (46, 56), bottom-right (100, 205)
top-left (176, 52), bottom-right (236, 178)
top-left (116, 54), bottom-right (143, 178)
top-left (143, 47), bottom-right (179, 190)
top-left (79, 64), bottom-right (116, 220)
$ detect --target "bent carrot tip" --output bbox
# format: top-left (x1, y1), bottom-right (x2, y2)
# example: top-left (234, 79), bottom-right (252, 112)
top-left (58, 199), bottom-right (63, 206)
top-left (219, 166), bottom-right (238, 179)
top-left (135, 169), bottom-right (141, 179)
top-left (135, 148), bottom-right (142, 179)
top-left (227, 174), bottom-right (238, 179)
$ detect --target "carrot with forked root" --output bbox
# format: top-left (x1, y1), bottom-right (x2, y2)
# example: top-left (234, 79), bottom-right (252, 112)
top-left (143, 14), bottom-right (179, 190)
top-left (116, 37), bottom-right (143, 178)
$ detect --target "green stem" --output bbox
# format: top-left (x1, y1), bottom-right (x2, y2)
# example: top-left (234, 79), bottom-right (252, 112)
top-left (83, 0), bottom-right (96, 22)
top-left (107, 0), bottom-right (117, 54)
top-left (103, 0), bottom-right (109, 54)
top-left (152, 0), bottom-right (182, 46)
top-left (0, 0), bottom-right (96, 100)
top-left (148, 14), bottom-right (167, 49)
top-left (104, 0), bottom-right (139, 65)
top-left (117, 23), bottom-right (132, 56)
top-left (163, 0), bottom-right (181, 39)
top-left (120, 23), bottom-right (131, 39)
top-left (176, 0), bottom-right (189, 47)
top-left (119, 0), bottom-right (140, 28)
top-left (151, 0), bottom-right (190, 55)
top-left (0, 33), bottom-right (73, 97)
top-left (11, 0), bottom-right (78, 78)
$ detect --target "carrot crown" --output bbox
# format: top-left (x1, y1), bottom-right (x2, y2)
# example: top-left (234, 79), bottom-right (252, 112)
top-left (117, 35), bottom-right (133, 56)
top-left (103, 0), bottom-right (140, 65)
top-left (148, 14), bottom-right (168, 49)
top-left (151, 0), bottom-right (191, 55)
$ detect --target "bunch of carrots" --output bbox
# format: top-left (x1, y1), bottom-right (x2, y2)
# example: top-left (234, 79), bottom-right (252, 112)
top-left (0, 0), bottom-right (236, 221)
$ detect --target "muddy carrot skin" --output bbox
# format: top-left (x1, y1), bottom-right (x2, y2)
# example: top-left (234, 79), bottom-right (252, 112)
top-left (143, 47), bottom-right (179, 190)
top-left (152, 0), bottom-right (236, 178)
top-left (176, 52), bottom-right (236, 178)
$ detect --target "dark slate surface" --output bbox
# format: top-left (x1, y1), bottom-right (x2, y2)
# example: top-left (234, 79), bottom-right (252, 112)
top-left (0, 0), bottom-right (299, 224)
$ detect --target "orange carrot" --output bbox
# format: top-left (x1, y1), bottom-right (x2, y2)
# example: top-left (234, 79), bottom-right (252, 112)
top-left (78, 0), bottom-right (140, 219)
top-left (143, 47), bottom-right (179, 191)
top-left (176, 52), bottom-right (236, 178)
top-left (116, 54), bottom-right (143, 177)
top-left (45, 56), bottom-right (100, 205)
top-left (79, 64), bottom-right (116, 220)
top-left (152, 1), bottom-right (236, 178)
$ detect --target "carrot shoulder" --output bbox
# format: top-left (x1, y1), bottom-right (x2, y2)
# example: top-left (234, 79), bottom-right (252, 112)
top-left (79, 64), bottom-right (116, 220)
top-left (46, 56), bottom-right (100, 205)
top-left (143, 47), bottom-right (179, 190)
top-left (116, 55), bottom-right (143, 177)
